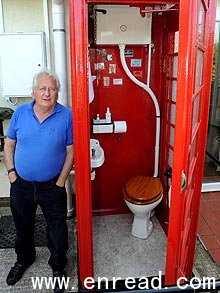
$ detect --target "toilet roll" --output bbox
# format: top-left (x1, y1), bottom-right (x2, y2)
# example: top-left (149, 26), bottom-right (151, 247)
top-left (113, 121), bottom-right (127, 133)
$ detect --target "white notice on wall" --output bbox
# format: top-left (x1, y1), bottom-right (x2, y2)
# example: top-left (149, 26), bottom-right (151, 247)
top-left (130, 59), bottom-right (142, 67)
top-left (113, 78), bottom-right (123, 85)
top-left (103, 77), bottom-right (110, 87)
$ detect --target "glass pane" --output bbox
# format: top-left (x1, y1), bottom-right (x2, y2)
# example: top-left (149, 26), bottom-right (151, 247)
top-left (173, 55), bottom-right (178, 78)
top-left (195, 49), bottom-right (204, 90)
top-left (171, 80), bottom-right (177, 101)
top-left (192, 93), bottom-right (200, 130)
top-left (203, 19), bottom-right (220, 183)
top-left (169, 126), bottom-right (175, 147)
top-left (170, 103), bottom-right (176, 125)
top-left (197, 1), bottom-right (205, 42)
top-left (189, 136), bottom-right (197, 164)
top-left (168, 148), bottom-right (173, 167)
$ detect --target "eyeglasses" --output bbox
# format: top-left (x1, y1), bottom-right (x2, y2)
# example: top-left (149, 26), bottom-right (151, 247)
top-left (37, 87), bottom-right (58, 94)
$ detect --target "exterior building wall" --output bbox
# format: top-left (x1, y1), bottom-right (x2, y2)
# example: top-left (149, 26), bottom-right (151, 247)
top-left (0, 0), bottom-right (70, 198)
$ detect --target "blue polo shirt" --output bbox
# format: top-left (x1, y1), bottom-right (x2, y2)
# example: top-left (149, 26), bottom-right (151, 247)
top-left (7, 100), bottom-right (73, 181)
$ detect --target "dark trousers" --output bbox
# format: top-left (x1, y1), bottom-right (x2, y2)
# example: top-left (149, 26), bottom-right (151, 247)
top-left (10, 174), bottom-right (68, 271)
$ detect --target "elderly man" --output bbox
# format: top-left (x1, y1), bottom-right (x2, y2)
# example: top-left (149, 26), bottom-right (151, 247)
top-left (4, 70), bottom-right (73, 293)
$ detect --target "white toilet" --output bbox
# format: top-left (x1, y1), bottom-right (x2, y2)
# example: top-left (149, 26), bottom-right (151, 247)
top-left (123, 175), bottom-right (163, 239)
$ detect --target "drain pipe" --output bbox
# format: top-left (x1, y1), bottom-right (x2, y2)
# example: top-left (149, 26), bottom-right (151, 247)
top-left (0, 0), bottom-right (4, 32)
top-left (52, 0), bottom-right (68, 106)
top-left (43, 0), bottom-right (51, 69)
top-left (119, 44), bottom-right (160, 178)
top-left (52, 0), bottom-right (73, 217)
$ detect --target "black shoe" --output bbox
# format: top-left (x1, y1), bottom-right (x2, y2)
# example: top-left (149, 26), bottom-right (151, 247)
top-left (6, 260), bottom-right (35, 285)
top-left (53, 269), bottom-right (67, 293)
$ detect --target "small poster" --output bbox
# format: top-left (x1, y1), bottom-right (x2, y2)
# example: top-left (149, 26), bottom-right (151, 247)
top-left (130, 59), bottom-right (142, 67)
top-left (113, 78), bottom-right (123, 85)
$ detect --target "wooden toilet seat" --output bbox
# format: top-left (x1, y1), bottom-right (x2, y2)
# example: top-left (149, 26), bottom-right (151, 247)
top-left (123, 175), bottom-right (163, 205)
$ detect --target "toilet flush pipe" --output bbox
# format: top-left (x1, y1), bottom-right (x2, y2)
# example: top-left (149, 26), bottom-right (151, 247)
top-left (119, 44), bottom-right (160, 178)
top-left (147, 43), bottom-right (152, 86)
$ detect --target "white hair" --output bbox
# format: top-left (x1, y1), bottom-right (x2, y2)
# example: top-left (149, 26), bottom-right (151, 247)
top-left (32, 69), bottom-right (61, 92)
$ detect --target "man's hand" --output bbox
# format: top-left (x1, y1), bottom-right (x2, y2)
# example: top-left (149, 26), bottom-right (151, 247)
top-left (8, 171), bottom-right (17, 183)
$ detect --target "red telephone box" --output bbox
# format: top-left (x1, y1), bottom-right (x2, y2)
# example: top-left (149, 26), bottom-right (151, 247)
top-left (69, 0), bottom-right (216, 289)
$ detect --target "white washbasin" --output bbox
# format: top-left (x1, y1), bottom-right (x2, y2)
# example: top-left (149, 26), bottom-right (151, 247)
top-left (90, 139), bottom-right (105, 168)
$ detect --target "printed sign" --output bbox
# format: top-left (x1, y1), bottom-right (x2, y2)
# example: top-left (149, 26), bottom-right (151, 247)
top-left (103, 77), bottom-right (110, 86)
top-left (130, 59), bottom-right (142, 67)
top-left (94, 63), bottom-right (105, 70)
top-left (133, 71), bottom-right (143, 78)
top-left (124, 50), bottom-right (134, 57)
top-left (109, 64), bottom-right (116, 74)
top-left (113, 78), bottom-right (123, 85)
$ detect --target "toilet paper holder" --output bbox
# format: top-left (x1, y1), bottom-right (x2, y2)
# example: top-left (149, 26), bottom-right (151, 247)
top-left (92, 107), bottom-right (127, 134)
top-left (92, 120), bottom-right (127, 134)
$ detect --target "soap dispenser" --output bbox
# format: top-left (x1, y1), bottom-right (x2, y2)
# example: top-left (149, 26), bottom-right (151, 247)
top-left (105, 107), bottom-right (112, 123)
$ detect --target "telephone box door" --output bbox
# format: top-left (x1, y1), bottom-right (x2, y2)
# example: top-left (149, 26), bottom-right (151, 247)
top-left (165, 0), bottom-right (216, 285)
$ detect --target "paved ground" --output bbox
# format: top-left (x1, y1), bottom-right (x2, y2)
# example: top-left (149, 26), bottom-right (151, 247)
top-left (194, 238), bottom-right (220, 293)
top-left (1, 202), bottom-right (220, 292)
top-left (194, 238), bottom-right (220, 279)
top-left (0, 217), bottom-right (78, 293)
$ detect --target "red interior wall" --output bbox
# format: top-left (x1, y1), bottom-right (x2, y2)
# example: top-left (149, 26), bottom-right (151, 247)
top-left (89, 16), bottom-right (165, 214)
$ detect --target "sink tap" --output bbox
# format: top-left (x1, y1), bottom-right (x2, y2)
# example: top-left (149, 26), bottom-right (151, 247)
top-left (91, 148), bottom-right (96, 158)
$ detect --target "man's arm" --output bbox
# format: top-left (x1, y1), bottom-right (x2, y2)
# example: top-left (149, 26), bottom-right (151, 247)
top-left (4, 138), bottom-right (17, 183)
top-left (56, 144), bottom-right (74, 187)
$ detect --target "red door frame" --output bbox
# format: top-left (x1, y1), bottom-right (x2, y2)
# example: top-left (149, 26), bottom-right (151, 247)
top-left (69, 0), bottom-right (94, 285)
top-left (87, 0), bottom-right (179, 3)
top-left (69, 0), bottom-right (216, 288)
top-left (165, 0), bottom-right (216, 285)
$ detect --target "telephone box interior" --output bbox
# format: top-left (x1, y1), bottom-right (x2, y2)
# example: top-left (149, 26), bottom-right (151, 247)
top-left (70, 0), bottom-right (216, 288)
top-left (88, 3), bottom-right (179, 227)
top-left (79, 1), bottom-right (180, 284)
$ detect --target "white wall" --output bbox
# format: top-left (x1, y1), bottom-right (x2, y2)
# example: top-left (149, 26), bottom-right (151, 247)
top-left (0, 0), bottom-right (70, 113)
top-left (0, 0), bottom-right (70, 198)
top-left (216, 0), bottom-right (220, 21)
top-left (0, 0), bottom-right (45, 113)
top-left (2, 0), bottom-right (44, 32)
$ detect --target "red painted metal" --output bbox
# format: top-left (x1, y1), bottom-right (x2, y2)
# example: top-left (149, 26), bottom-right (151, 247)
top-left (89, 46), bottom-right (157, 213)
top-left (165, 0), bottom-right (216, 285)
top-left (69, 0), bottom-right (94, 286)
top-left (159, 13), bottom-right (179, 230)
top-left (68, 0), bottom-right (216, 288)
top-left (186, 0), bottom-right (217, 275)
top-left (87, 0), bottom-right (179, 4)
top-left (89, 13), bottom-right (165, 213)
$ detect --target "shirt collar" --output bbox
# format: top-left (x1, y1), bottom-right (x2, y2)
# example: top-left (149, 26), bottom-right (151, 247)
top-left (28, 100), bottom-right (62, 114)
